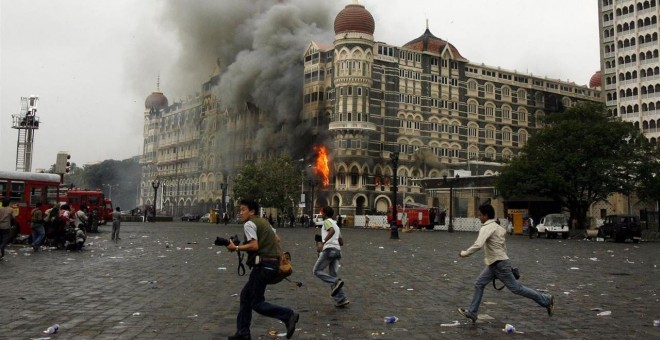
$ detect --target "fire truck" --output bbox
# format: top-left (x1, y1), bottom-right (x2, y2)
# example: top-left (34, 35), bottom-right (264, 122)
top-left (59, 189), bottom-right (111, 226)
top-left (389, 206), bottom-right (433, 229)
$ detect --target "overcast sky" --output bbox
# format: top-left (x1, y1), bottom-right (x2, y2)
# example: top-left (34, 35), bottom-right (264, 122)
top-left (0, 0), bottom-right (600, 172)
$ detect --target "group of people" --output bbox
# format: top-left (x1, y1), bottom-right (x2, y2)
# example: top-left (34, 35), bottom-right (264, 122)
top-left (0, 199), bottom-right (124, 257)
top-left (220, 201), bottom-right (554, 339)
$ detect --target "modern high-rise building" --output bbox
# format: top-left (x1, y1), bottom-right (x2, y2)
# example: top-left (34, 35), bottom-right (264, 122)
top-left (598, 0), bottom-right (660, 142)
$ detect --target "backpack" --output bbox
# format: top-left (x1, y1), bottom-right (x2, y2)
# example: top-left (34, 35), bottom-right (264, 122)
top-left (269, 251), bottom-right (293, 285)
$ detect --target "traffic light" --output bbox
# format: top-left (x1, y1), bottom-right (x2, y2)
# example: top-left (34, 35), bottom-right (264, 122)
top-left (55, 152), bottom-right (71, 174)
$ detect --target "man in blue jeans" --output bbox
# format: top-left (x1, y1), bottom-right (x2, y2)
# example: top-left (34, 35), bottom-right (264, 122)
top-left (313, 206), bottom-right (349, 307)
top-left (224, 199), bottom-right (299, 339)
top-left (457, 204), bottom-right (554, 323)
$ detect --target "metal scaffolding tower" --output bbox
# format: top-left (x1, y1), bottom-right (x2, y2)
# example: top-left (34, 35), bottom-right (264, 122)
top-left (12, 95), bottom-right (40, 172)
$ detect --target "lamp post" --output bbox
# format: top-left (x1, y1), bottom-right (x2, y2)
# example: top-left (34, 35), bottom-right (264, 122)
top-left (151, 179), bottom-right (160, 222)
top-left (220, 183), bottom-right (228, 217)
top-left (443, 174), bottom-right (459, 233)
top-left (308, 179), bottom-right (318, 217)
top-left (390, 151), bottom-right (399, 239)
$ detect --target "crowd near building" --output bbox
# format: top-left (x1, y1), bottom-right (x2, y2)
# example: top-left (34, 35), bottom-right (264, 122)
top-left (139, 1), bottom-right (658, 226)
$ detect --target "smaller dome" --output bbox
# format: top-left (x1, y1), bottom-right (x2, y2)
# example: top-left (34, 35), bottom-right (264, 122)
top-left (334, 3), bottom-right (375, 35)
top-left (589, 70), bottom-right (602, 89)
top-left (145, 91), bottom-right (168, 110)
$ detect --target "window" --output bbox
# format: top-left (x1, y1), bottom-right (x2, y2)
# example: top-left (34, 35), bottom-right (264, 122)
top-left (10, 182), bottom-right (24, 203)
top-left (485, 126), bottom-right (495, 140)
top-left (502, 106), bottom-right (511, 119)
top-left (518, 108), bottom-right (528, 123)
top-left (468, 101), bottom-right (477, 114)
top-left (467, 80), bottom-right (477, 91)
top-left (30, 187), bottom-right (43, 206)
top-left (502, 86), bottom-right (511, 97)
top-left (503, 128), bottom-right (512, 142)
top-left (468, 124), bottom-right (478, 137)
top-left (485, 103), bottom-right (495, 117)
top-left (485, 83), bottom-right (494, 94)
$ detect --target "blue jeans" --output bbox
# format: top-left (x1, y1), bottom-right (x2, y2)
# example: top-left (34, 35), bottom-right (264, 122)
top-left (468, 259), bottom-right (550, 316)
top-left (31, 223), bottom-right (46, 248)
top-left (313, 248), bottom-right (347, 303)
top-left (236, 260), bottom-right (294, 336)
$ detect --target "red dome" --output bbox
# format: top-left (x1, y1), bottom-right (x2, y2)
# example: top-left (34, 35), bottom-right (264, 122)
top-left (145, 91), bottom-right (168, 110)
top-left (334, 3), bottom-right (375, 35)
top-left (589, 70), bottom-right (602, 88)
top-left (403, 28), bottom-right (466, 60)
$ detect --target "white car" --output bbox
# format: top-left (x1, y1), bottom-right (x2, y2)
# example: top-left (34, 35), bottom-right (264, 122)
top-left (313, 214), bottom-right (324, 227)
top-left (536, 214), bottom-right (569, 239)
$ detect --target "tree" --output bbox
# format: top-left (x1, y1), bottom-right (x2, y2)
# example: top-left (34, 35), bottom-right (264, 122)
top-left (636, 142), bottom-right (660, 214)
top-left (233, 156), bottom-right (303, 214)
top-left (496, 102), bottom-right (646, 228)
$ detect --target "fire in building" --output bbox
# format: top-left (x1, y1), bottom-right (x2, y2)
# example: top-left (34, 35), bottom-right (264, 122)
top-left (140, 1), bottom-right (603, 219)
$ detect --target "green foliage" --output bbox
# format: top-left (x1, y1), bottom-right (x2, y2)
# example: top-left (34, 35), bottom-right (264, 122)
top-left (496, 102), bottom-right (646, 227)
top-left (636, 142), bottom-right (660, 205)
top-left (233, 155), bottom-right (304, 212)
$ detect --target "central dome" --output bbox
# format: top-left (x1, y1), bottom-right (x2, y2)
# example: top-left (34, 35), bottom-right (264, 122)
top-left (589, 70), bottom-right (602, 88)
top-left (403, 28), bottom-right (466, 60)
top-left (334, 3), bottom-right (375, 35)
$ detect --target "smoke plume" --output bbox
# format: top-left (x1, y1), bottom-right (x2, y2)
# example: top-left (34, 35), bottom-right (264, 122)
top-left (156, 0), bottom-right (341, 155)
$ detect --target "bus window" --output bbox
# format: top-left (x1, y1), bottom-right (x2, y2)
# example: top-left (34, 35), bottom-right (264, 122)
top-left (0, 180), bottom-right (7, 197)
top-left (46, 186), bottom-right (58, 205)
top-left (10, 182), bottom-right (25, 203)
top-left (30, 187), bottom-right (43, 206)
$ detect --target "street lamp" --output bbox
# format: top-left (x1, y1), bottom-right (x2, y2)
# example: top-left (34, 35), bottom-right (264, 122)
top-left (220, 183), bottom-right (228, 217)
top-left (443, 174), bottom-right (460, 233)
top-left (390, 151), bottom-right (399, 239)
top-left (102, 184), bottom-right (116, 200)
top-left (308, 179), bottom-right (318, 218)
top-left (151, 179), bottom-right (160, 221)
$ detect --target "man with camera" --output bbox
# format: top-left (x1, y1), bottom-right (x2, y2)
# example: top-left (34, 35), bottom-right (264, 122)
top-left (457, 204), bottom-right (554, 323)
top-left (313, 206), bottom-right (349, 307)
top-left (219, 198), bottom-right (299, 340)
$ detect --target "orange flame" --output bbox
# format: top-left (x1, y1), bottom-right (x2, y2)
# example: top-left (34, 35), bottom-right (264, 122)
top-left (314, 145), bottom-right (330, 188)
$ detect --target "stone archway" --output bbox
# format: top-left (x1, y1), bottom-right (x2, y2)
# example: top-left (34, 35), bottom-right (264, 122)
top-left (356, 196), bottom-right (366, 215)
top-left (333, 195), bottom-right (341, 216)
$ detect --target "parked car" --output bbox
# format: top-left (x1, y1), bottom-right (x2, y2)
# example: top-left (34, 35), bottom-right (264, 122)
top-left (313, 214), bottom-right (324, 227)
top-left (598, 214), bottom-right (641, 243)
top-left (199, 213), bottom-right (211, 223)
top-left (180, 213), bottom-right (201, 222)
top-left (536, 214), bottom-right (569, 239)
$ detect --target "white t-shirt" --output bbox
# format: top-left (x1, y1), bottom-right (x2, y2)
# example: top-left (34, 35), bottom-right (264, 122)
top-left (322, 218), bottom-right (341, 250)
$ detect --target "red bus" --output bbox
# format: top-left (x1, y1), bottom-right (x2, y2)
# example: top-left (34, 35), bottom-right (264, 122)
top-left (0, 171), bottom-right (61, 235)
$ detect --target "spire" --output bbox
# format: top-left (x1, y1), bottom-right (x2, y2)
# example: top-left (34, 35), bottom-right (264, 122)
top-left (156, 74), bottom-right (161, 92)
top-left (426, 18), bottom-right (429, 30)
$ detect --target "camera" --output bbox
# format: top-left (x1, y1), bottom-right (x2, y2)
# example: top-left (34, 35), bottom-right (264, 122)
top-left (215, 235), bottom-right (241, 247)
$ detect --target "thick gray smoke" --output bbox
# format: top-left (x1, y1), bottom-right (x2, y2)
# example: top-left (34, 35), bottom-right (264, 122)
top-left (158, 0), bottom-right (342, 155)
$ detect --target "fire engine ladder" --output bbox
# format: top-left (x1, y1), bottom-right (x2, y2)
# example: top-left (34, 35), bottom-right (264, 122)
top-left (12, 97), bottom-right (39, 172)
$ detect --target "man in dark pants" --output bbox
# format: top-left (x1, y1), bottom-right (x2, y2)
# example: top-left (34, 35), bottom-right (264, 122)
top-left (224, 199), bottom-right (299, 339)
top-left (457, 204), bottom-right (554, 323)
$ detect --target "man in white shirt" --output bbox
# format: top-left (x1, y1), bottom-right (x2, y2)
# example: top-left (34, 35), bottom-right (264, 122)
top-left (312, 206), bottom-right (349, 307)
top-left (457, 204), bottom-right (554, 323)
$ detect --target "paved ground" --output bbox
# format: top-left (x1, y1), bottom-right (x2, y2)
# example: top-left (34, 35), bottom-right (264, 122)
top-left (1, 222), bottom-right (659, 339)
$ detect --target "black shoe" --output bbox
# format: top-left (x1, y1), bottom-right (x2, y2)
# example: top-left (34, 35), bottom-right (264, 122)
top-left (457, 307), bottom-right (477, 323)
top-left (227, 334), bottom-right (251, 340)
top-left (331, 279), bottom-right (344, 297)
top-left (285, 312), bottom-right (299, 339)
top-left (335, 298), bottom-right (350, 307)
top-left (546, 294), bottom-right (554, 316)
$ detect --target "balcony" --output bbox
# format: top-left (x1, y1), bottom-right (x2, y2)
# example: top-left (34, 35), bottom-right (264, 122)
top-left (329, 121), bottom-right (377, 133)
